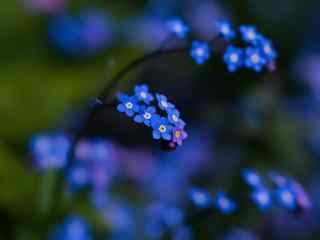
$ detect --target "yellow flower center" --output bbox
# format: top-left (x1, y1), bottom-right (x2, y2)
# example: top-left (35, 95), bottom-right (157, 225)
top-left (175, 130), bottom-right (181, 138)
top-left (159, 125), bottom-right (166, 133)
top-left (251, 54), bottom-right (260, 63)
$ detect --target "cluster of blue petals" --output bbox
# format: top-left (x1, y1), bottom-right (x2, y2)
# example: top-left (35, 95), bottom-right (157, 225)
top-left (116, 84), bottom-right (188, 147)
top-left (219, 23), bottom-right (278, 72)
top-left (242, 169), bottom-right (312, 212)
top-left (29, 133), bottom-right (71, 170)
top-left (189, 188), bottom-right (237, 215)
top-left (164, 18), bottom-right (277, 71)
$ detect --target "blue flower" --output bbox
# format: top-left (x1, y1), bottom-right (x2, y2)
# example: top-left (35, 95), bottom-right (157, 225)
top-left (167, 18), bottom-right (189, 39)
top-left (134, 84), bottom-right (154, 104)
top-left (223, 45), bottom-right (244, 72)
top-left (134, 106), bottom-right (156, 126)
top-left (216, 21), bottom-right (236, 40)
top-left (242, 169), bottom-right (263, 188)
top-left (190, 41), bottom-right (211, 65)
top-left (214, 192), bottom-right (237, 215)
top-left (244, 47), bottom-right (267, 72)
top-left (49, 215), bottom-right (92, 240)
top-left (151, 115), bottom-right (173, 141)
top-left (30, 133), bottom-right (70, 170)
top-left (156, 94), bottom-right (175, 111)
top-left (276, 187), bottom-right (297, 211)
top-left (251, 188), bottom-right (273, 211)
top-left (240, 25), bottom-right (260, 44)
top-left (189, 188), bottom-right (213, 209)
top-left (67, 165), bottom-right (90, 191)
top-left (117, 93), bottom-right (140, 117)
top-left (167, 108), bottom-right (183, 125)
top-left (258, 37), bottom-right (277, 62)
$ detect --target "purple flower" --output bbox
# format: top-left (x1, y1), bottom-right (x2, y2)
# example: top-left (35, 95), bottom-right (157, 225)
top-left (151, 115), bottom-right (173, 141)
top-left (172, 127), bottom-right (188, 146)
top-left (134, 106), bottom-right (157, 126)
top-left (134, 84), bottom-right (154, 104)
top-left (117, 93), bottom-right (140, 117)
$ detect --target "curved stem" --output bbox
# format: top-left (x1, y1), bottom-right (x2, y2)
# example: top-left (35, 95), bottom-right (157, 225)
top-left (100, 46), bottom-right (187, 101)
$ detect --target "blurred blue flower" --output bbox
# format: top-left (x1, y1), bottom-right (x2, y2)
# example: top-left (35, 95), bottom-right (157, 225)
top-left (214, 192), bottom-right (237, 215)
top-left (30, 133), bottom-right (70, 170)
top-left (49, 215), bottom-right (92, 240)
top-left (134, 106), bottom-right (157, 126)
top-left (240, 25), bottom-right (260, 44)
top-left (189, 188), bottom-right (213, 209)
top-left (134, 84), bottom-right (154, 104)
top-left (117, 94), bottom-right (140, 117)
top-left (223, 46), bottom-right (244, 72)
top-left (242, 169), bottom-right (263, 188)
top-left (276, 187), bottom-right (297, 211)
top-left (167, 18), bottom-right (189, 38)
top-left (245, 47), bottom-right (266, 72)
top-left (217, 21), bottom-right (236, 40)
top-left (251, 188), bottom-right (273, 211)
top-left (258, 37), bottom-right (277, 62)
top-left (151, 115), bottom-right (173, 141)
top-left (67, 165), bottom-right (89, 191)
top-left (173, 225), bottom-right (193, 240)
top-left (156, 94), bottom-right (175, 111)
top-left (190, 41), bottom-right (211, 64)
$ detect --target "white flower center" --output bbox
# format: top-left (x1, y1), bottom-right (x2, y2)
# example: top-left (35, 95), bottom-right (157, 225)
top-left (257, 192), bottom-right (269, 204)
top-left (218, 198), bottom-right (229, 208)
top-left (140, 92), bottom-right (147, 99)
top-left (281, 191), bottom-right (294, 203)
top-left (159, 125), bottom-right (167, 133)
top-left (264, 45), bottom-right (271, 54)
top-left (161, 101), bottom-right (168, 108)
top-left (125, 102), bottom-right (133, 109)
top-left (144, 112), bottom-right (152, 120)
top-left (174, 24), bottom-right (183, 33)
top-left (251, 54), bottom-right (260, 63)
top-left (230, 53), bottom-right (239, 63)
top-left (172, 114), bottom-right (179, 122)
top-left (247, 31), bottom-right (255, 40)
top-left (196, 48), bottom-right (205, 56)
top-left (221, 26), bottom-right (230, 34)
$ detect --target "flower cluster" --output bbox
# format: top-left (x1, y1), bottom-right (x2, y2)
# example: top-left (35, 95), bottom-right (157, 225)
top-left (242, 169), bottom-right (312, 213)
top-left (219, 23), bottom-right (278, 72)
top-left (165, 18), bottom-right (277, 72)
top-left (189, 188), bottom-right (237, 215)
top-left (48, 9), bottom-right (114, 56)
top-left (67, 139), bottom-right (117, 208)
top-left (29, 133), bottom-right (71, 170)
top-left (116, 84), bottom-right (188, 148)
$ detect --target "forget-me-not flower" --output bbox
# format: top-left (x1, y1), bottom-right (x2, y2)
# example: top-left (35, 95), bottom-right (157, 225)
top-left (117, 93), bottom-right (140, 117)
top-left (190, 41), bottom-right (211, 65)
top-left (134, 84), bottom-right (154, 104)
top-left (216, 21), bottom-right (236, 40)
top-left (245, 47), bottom-right (267, 72)
top-left (167, 18), bottom-right (189, 39)
top-left (151, 115), bottom-right (173, 141)
top-left (223, 45), bottom-right (244, 72)
top-left (134, 106), bottom-right (157, 126)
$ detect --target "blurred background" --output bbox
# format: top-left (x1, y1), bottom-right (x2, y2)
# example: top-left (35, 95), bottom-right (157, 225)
top-left (1, 0), bottom-right (320, 239)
